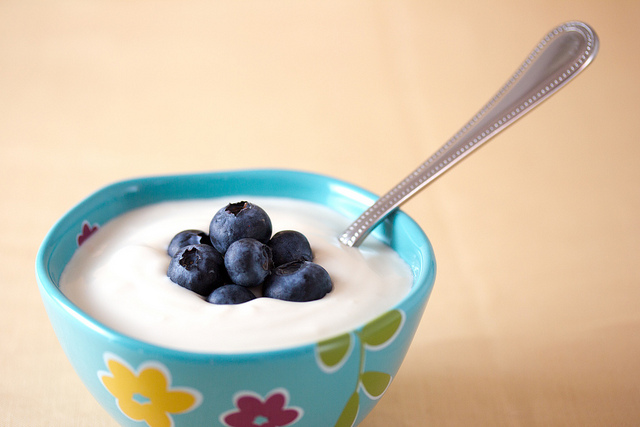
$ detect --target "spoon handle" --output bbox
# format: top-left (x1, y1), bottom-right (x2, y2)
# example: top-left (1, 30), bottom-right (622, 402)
top-left (340, 21), bottom-right (599, 247)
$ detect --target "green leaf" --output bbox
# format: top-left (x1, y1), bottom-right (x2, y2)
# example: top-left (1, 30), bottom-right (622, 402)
top-left (360, 309), bottom-right (404, 349)
top-left (334, 391), bottom-right (359, 427)
top-left (316, 333), bottom-right (353, 373)
top-left (360, 371), bottom-right (392, 399)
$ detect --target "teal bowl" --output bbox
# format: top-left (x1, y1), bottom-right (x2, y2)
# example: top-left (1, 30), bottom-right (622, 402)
top-left (36, 169), bottom-right (436, 427)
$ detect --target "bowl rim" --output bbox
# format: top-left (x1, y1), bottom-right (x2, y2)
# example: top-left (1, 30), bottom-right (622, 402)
top-left (36, 168), bottom-right (436, 361)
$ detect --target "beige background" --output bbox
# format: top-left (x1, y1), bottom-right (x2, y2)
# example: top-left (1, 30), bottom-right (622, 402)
top-left (2, 0), bottom-right (639, 425)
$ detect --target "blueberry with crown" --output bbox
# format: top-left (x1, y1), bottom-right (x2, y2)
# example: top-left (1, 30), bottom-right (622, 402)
top-left (209, 201), bottom-right (272, 254)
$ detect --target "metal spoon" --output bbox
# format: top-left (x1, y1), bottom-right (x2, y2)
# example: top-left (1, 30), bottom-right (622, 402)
top-left (340, 21), bottom-right (599, 247)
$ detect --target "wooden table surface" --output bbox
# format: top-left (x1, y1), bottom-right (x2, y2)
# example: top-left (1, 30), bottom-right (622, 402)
top-left (2, 1), bottom-right (639, 425)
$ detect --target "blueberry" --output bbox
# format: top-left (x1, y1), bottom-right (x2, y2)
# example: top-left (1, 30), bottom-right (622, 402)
top-left (206, 284), bottom-right (257, 305)
top-left (167, 229), bottom-right (211, 258)
top-left (263, 261), bottom-right (332, 302)
top-left (167, 244), bottom-right (225, 296)
top-left (224, 238), bottom-right (273, 287)
top-left (209, 201), bottom-right (272, 254)
top-left (268, 230), bottom-right (313, 266)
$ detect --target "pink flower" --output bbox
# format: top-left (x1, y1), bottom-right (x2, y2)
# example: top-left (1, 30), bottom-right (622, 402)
top-left (221, 388), bottom-right (303, 427)
top-left (77, 221), bottom-right (99, 246)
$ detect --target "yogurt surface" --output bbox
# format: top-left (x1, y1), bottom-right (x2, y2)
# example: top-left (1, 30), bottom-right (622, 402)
top-left (60, 197), bottom-right (413, 353)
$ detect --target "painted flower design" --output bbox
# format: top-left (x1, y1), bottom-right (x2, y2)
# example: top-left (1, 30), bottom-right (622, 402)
top-left (220, 388), bottom-right (303, 427)
top-left (316, 309), bottom-right (405, 427)
top-left (98, 353), bottom-right (202, 427)
top-left (77, 220), bottom-right (99, 246)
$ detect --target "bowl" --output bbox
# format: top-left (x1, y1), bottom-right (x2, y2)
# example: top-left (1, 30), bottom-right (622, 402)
top-left (36, 169), bottom-right (436, 427)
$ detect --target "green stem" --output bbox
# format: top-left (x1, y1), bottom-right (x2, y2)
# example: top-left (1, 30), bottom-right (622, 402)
top-left (355, 331), bottom-right (366, 389)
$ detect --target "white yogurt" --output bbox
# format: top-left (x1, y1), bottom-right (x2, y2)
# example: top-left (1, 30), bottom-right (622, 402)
top-left (60, 197), bottom-right (413, 353)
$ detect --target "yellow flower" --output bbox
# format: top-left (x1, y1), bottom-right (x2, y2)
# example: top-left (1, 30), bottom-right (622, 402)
top-left (99, 353), bottom-right (202, 427)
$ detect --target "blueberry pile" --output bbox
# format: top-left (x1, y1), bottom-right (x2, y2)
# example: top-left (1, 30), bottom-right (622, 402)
top-left (166, 201), bottom-right (332, 304)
